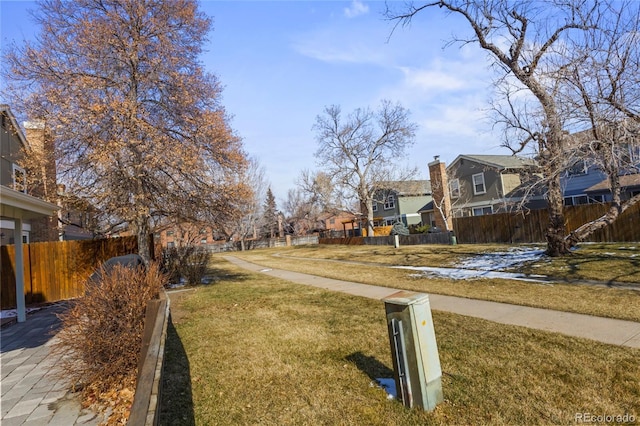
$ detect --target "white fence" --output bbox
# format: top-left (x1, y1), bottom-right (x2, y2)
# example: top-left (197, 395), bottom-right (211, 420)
top-left (204, 235), bottom-right (320, 253)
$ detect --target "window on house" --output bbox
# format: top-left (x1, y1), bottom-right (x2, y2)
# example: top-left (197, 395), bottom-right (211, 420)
top-left (384, 195), bottom-right (395, 210)
top-left (167, 241), bottom-right (175, 248)
top-left (588, 195), bottom-right (605, 204)
top-left (472, 206), bottom-right (492, 216)
top-left (575, 195), bottom-right (589, 205)
top-left (372, 203), bottom-right (378, 212)
top-left (472, 173), bottom-right (486, 195)
top-left (385, 219), bottom-right (395, 226)
top-left (200, 238), bottom-right (207, 244)
top-left (565, 195), bottom-right (590, 205)
top-left (621, 143), bottom-right (640, 165)
top-left (449, 179), bottom-right (460, 198)
top-left (428, 212), bottom-right (436, 228)
top-left (12, 165), bottom-right (26, 193)
top-left (166, 230), bottom-right (174, 236)
top-left (329, 218), bottom-right (335, 225)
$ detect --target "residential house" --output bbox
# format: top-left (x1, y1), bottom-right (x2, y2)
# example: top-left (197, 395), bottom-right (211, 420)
top-left (560, 161), bottom-right (609, 206)
top-left (1, 105), bottom-right (59, 244)
top-left (155, 222), bottom-right (223, 249)
top-left (321, 211), bottom-right (361, 237)
top-left (424, 154), bottom-right (542, 220)
top-left (585, 173), bottom-right (640, 201)
top-left (1, 105), bottom-right (59, 322)
top-left (561, 126), bottom-right (640, 205)
top-left (1, 106), bottom-right (95, 242)
top-left (372, 180), bottom-right (432, 227)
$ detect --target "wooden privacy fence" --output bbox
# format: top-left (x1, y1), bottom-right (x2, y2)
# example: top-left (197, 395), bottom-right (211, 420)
top-left (453, 203), bottom-right (640, 244)
top-left (1, 236), bottom-right (137, 309)
top-left (320, 233), bottom-right (452, 246)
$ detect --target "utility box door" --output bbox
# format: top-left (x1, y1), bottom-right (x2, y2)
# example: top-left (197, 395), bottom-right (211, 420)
top-left (383, 290), bottom-right (443, 411)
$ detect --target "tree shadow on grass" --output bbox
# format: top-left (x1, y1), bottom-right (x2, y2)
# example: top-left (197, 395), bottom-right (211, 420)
top-left (158, 314), bottom-right (195, 426)
top-left (345, 351), bottom-right (394, 381)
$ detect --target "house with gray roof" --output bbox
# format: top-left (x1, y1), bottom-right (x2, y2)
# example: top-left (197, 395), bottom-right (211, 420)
top-left (372, 180), bottom-right (432, 227)
top-left (437, 154), bottom-right (543, 218)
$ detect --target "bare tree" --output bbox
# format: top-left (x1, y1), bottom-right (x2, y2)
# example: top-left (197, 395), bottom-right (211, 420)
top-left (283, 188), bottom-right (323, 235)
top-left (283, 170), bottom-right (343, 235)
top-left (297, 170), bottom-right (342, 214)
top-left (3, 0), bottom-right (247, 262)
top-left (313, 100), bottom-right (418, 236)
top-left (212, 157), bottom-right (266, 250)
top-left (387, 0), bottom-right (640, 256)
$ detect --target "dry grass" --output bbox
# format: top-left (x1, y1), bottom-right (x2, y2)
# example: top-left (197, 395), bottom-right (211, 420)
top-left (225, 244), bottom-right (640, 322)
top-left (161, 259), bottom-right (640, 425)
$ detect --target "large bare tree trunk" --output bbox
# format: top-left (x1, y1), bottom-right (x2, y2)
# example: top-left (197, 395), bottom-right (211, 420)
top-left (135, 216), bottom-right (152, 264)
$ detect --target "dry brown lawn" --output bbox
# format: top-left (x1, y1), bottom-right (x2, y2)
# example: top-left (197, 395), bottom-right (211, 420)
top-left (227, 244), bottom-right (640, 322)
top-left (160, 259), bottom-right (640, 425)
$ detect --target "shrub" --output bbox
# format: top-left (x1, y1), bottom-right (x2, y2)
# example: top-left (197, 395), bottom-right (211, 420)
top-left (54, 261), bottom-right (166, 417)
top-left (410, 224), bottom-right (431, 234)
top-left (161, 245), bottom-right (211, 285)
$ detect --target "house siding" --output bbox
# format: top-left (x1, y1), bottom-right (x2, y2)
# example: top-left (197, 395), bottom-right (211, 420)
top-left (1, 115), bottom-right (25, 189)
top-left (501, 173), bottom-right (523, 195)
top-left (561, 166), bottom-right (608, 197)
top-left (451, 160), bottom-right (502, 205)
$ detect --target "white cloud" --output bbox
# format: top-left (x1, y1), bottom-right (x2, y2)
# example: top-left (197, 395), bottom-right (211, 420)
top-left (344, 0), bottom-right (369, 18)
top-left (293, 39), bottom-right (385, 64)
top-left (398, 66), bottom-right (466, 92)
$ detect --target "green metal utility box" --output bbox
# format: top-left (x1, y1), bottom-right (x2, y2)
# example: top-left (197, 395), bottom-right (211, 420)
top-left (382, 290), bottom-right (443, 411)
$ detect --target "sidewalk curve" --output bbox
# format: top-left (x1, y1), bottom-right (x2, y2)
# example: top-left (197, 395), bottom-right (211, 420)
top-left (224, 256), bottom-right (640, 349)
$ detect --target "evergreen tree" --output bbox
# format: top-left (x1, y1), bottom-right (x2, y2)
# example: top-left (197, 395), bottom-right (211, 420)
top-left (262, 188), bottom-right (279, 238)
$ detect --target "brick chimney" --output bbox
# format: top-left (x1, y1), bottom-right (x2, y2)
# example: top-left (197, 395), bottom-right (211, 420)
top-left (428, 156), bottom-right (453, 231)
top-left (24, 120), bottom-right (59, 241)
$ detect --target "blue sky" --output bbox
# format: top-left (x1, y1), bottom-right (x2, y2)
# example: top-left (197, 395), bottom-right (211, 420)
top-left (1, 0), bottom-right (509, 205)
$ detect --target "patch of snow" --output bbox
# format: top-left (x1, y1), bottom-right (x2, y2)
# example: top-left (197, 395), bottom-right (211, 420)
top-left (391, 246), bottom-right (550, 282)
top-left (393, 266), bottom-right (548, 283)
top-left (456, 247), bottom-right (545, 271)
top-left (260, 268), bottom-right (272, 272)
top-left (1, 307), bottom-right (41, 319)
top-left (167, 282), bottom-right (185, 289)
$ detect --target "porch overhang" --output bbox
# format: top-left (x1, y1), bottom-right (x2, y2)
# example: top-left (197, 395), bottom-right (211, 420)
top-left (1, 185), bottom-right (58, 323)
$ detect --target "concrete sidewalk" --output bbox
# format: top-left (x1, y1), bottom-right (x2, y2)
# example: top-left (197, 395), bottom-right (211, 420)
top-left (1, 303), bottom-right (104, 426)
top-left (224, 256), bottom-right (640, 349)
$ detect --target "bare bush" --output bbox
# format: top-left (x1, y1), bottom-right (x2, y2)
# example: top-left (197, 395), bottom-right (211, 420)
top-left (53, 262), bottom-right (166, 408)
top-left (161, 245), bottom-right (211, 285)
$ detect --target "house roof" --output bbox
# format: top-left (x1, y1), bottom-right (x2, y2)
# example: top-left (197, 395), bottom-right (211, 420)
top-left (0, 185), bottom-right (59, 220)
top-left (418, 200), bottom-right (434, 213)
top-left (585, 173), bottom-right (640, 193)
top-left (448, 155), bottom-right (538, 171)
top-left (377, 180), bottom-right (431, 195)
top-left (0, 105), bottom-right (31, 152)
